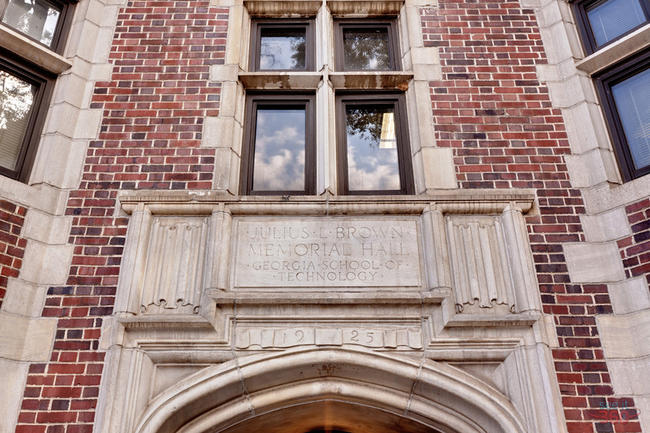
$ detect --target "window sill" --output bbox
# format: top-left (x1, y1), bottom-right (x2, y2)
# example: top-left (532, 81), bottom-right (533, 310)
top-left (575, 24), bottom-right (650, 75)
top-left (243, 0), bottom-right (321, 17)
top-left (329, 72), bottom-right (413, 90)
top-left (239, 72), bottom-right (322, 89)
top-left (0, 25), bottom-right (72, 75)
top-left (327, 0), bottom-right (404, 17)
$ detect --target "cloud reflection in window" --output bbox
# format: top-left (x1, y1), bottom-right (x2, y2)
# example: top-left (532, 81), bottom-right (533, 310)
top-left (252, 108), bottom-right (306, 191)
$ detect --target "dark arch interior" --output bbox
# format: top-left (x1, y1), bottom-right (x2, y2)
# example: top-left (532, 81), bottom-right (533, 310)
top-left (220, 400), bottom-right (443, 433)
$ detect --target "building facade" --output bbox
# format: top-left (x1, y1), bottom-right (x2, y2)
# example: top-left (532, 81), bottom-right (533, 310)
top-left (0, 0), bottom-right (648, 432)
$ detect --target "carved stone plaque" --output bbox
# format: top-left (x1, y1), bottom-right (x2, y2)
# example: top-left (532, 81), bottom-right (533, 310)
top-left (232, 218), bottom-right (422, 288)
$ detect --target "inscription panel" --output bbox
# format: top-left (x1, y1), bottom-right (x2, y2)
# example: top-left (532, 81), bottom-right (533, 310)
top-left (235, 327), bottom-right (423, 349)
top-left (232, 218), bottom-right (422, 288)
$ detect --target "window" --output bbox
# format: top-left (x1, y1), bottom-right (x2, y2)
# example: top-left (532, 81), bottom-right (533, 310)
top-left (594, 51), bottom-right (650, 180)
top-left (336, 93), bottom-right (413, 194)
top-left (0, 0), bottom-right (73, 181)
top-left (334, 20), bottom-right (401, 71)
top-left (0, 54), bottom-right (54, 180)
top-left (0, 0), bottom-right (72, 50)
top-left (241, 14), bottom-right (414, 195)
top-left (249, 20), bottom-right (314, 72)
top-left (573, 0), bottom-right (650, 53)
top-left (240, 93), bottom-right (316, 195)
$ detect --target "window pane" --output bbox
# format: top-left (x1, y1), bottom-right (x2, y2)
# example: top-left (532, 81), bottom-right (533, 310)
top-left (0, 70), bottom-right (36, 171)
top-left (259, 29), bottom-right (306, 70)
top-left (343, 28), bottom-right (391, 71)
top-left (345, 105), bottom-right (400, 191)
top-left (252, 108), bottom-right (306, 191)
top-left (2, 0), bottom-right (61, 47)
top-left (587, 0), bottom-right (646, 47)
top-left (611, 67), bottom-right (650, 170)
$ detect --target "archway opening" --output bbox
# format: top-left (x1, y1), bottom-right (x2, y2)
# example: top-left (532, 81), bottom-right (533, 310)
top-left (219, 400), bottom-right (442, 433)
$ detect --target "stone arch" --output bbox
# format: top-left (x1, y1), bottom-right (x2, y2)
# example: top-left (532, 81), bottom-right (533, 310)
top-left (134, 347), bottom-right (527, 433)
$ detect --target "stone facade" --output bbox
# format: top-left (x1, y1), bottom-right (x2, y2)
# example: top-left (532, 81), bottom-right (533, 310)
top-left (0, 1), bottom-right (648, 433)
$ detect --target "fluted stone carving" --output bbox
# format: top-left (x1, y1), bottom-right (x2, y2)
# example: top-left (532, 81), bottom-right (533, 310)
top-left (139, 217), bottom-right (209, 314)
top-left (446, 205), bottom-right (539, 314)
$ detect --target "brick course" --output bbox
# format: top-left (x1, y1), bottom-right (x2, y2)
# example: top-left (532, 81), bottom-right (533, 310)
top-left (16, 1), bottom-right (227, 431)
top-left (11, 0), bottom-right (646, 432)
top-left (618, 198), bottom-right (650, 286)
top-left (0, 200), bottom-right (27, 308)
top-left (421, 0), bottom-right (641, 431)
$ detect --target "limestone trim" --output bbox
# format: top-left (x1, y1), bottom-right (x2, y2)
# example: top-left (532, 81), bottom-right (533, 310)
top-left (0, 25), bottom-right (72, 74)
top-left (575, 24), bottom-right (650, 75)
top-left (205, 0), bottom-right (454, 193)
top-left (132, 347), bottom-right (527, 433)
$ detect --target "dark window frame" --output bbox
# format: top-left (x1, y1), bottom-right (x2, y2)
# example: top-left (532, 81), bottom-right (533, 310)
top-left (0, 0), bottom-right (76, 53)
top-left (336, 92), bottom-right (414, 195)
top-left (594, 49), bottom-right (650, 181)
top-left (249, 19), bottom-right (315, 72)
top-left (0, 49), bottom-right (56, 181)
top-left (572, 0), bottom-right (650, 54)
top-left (334, 19), bottom-right (401, 72)
top-left (240, 92), bottom-right (317, 195)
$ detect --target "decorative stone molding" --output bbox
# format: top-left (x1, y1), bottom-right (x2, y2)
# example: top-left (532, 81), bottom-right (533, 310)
top-left (0, 25), bottom-right (72, 74)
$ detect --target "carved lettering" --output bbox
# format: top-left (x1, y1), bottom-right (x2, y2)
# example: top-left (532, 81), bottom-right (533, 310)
top-left (234, 218), bottom-right (421, 288)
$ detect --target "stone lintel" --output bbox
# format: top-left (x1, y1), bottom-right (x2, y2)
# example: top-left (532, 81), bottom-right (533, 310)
top-left (0, 25), bottom-right (72, 74)
top-left (239, 72), bottom-right (322, 89)
top-left (118, 190), bottom-right (536, 215)
top-left (329, 72), bottom-right (413, 90)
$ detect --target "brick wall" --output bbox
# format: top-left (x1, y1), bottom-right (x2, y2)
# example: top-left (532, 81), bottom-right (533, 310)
top-left (421, 1), bottom-right (642, 432)
top-left (0, 200), bottom-right (27, 308)
top-left (15, 1), bottom-right (227, 432)
top-left (11, 0), bottom-right (647, 432)
top-left (618, 198), bottom-right (650, 286)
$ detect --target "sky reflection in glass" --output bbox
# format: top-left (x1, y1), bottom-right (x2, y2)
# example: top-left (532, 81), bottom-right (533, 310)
top-left (252, 108), bottom-right (306, 191)
top-left (0, 70), bottom-right (35, 170)
top-left (345, 105), bottom-right (400, 191)
top-left (587, 0), bottom-right (645, 47)
top-left (342, 28), bottom-right (390, 71)
top-left (612, 67), bottom-right (650, 170)
top-left (260, 30), bottom-right (306, 70)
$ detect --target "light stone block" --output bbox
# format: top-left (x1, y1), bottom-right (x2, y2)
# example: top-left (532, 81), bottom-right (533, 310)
top-left (583, 174), bottom-right (650, 214)
top-left (597, 309), bottom-right (650, 359)
top-left (563, 242), bottom-right (625, 283)
top-left (546, 73), bottom-right (597, 108)
top-left (2, 279), bottom-right (48, 318)
top-left (608, 277), bottom-right (650, 315)
top-left (0, 359), bottom-right (29, 433)
top-left (44, 103), bottom-right (80, 137)
top-left (413, 64), bottom-right (442, 81)
top-left (20, 241), bottom-right (74, 285)
top-left (421, 147), bottom-right (457, 190)
top-left (561, 102), bottom-right (611, 154)
top-left (580, 207), bottom-right (631, 243)
top-left (52, 72), bottom-right (95, 108)
top-left (538, 21), bottom-right (578, 65)
top-left (539, 1), bottom-right (563, 28)
top-left (65, 20), bottom-right (100, 61)
top-left (564, 149), bottom-right (612, 188)
top-left (210, 64), bottom-right (239, 82)
top-left (0, 177), bottom-right (62, 214)
top-left (74, 109), bottom-right (103, 139)
top-left (607, 357), bottom-right (650, 395)
top-left (202, 117), bottom-right (239, 149)
top-left (411, 46), bottom-right (440, 65)
top-left (22, 209), bottom-right (71, 244)
top-left (0, 312), bottom-right (57, 361)
top-left (213, 148), bottom-right (241, 192)
top-left (232, 217), bottom-right (422, 288)
top-left (30, 137), bottom-right (88, 189)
